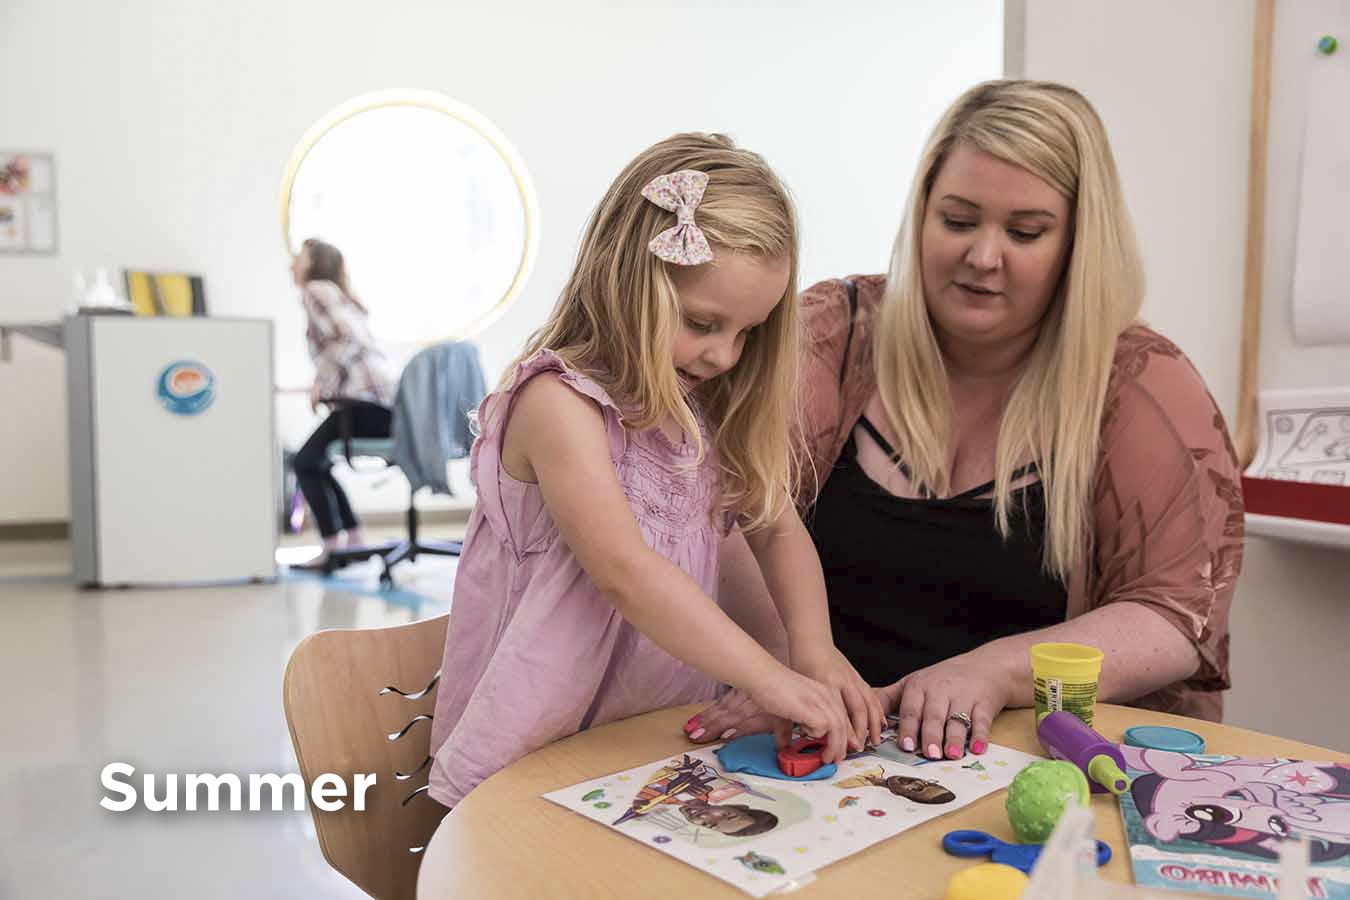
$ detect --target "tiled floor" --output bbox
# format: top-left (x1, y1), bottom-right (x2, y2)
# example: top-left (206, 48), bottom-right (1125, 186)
top-left (0, 527), bottom-right (461, 900)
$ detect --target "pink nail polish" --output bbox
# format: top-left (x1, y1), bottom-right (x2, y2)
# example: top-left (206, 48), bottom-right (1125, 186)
top-left (972, 740), bottom-right (988, 754)
top-left (946, 743), bottom-right (960, 759)
top-left (689, 728), bottom-right (706, 740)
top-left (926, 743), bottom-right (941, 759)
top-left (683, 716), bottom-right (702, 734)
top-left (720, 728), bottom-right (737, 740)
top-left (901, 737), bottom-right (916, 752)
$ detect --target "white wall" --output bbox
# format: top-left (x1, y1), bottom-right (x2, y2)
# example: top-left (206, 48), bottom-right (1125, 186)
top-left (1023, 0), bottom-right (1253, 418)
top-left (0, 0), bottom-right (1002, 523)
top-left (1022, 0), bottom-right (1350, 751)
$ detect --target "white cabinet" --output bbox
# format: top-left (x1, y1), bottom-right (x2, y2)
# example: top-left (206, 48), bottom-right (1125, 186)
top-left (66, 315), bottom-right (277, 585)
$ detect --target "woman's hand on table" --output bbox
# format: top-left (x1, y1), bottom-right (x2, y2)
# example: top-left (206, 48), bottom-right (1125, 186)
top-left (876, 653), bottom-right (1012, 761)
top-left (684, 688), bottom-right (775, 745)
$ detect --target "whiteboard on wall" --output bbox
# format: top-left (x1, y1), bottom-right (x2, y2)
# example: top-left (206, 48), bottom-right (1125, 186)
top-left (1256, 0), bottom-right (1350, 390)
top-left (1239, 0), bottom-right (1350, 549)
top-left (1291, 57), bottom-right (1350, 345)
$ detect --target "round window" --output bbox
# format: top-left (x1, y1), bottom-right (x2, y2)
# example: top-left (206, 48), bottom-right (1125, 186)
top-left (280, 90), bottom-right (538, 343)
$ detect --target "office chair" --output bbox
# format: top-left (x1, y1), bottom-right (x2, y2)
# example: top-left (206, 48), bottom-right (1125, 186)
top-left (318, 405), bottom-right (463, 588)
top-left (317, 341), bottom-right (484, 587)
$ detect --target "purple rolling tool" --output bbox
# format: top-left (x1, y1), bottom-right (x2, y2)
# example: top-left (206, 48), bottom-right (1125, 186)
top-left (1036, 711), bottom-right (1131, 796)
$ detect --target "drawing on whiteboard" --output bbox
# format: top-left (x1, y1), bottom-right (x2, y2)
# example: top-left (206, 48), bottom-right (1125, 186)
top-left (1276, 411), bottom-right (1350, 467)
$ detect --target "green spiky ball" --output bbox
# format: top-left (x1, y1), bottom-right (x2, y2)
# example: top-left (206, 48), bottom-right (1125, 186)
top-left (1004, 760), bottom-right (1090, 843)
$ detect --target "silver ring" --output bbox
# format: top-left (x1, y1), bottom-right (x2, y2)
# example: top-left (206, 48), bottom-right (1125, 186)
top-left (948, 711), bottom-right (973, 729)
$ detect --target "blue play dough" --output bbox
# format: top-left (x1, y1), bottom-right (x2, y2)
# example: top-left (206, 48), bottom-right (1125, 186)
top-left (714, 732), bottom-right (838, 781)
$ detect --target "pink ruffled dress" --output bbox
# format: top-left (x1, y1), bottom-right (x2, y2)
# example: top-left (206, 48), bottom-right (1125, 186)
top-left (427, 350), bottom-right (724, 807)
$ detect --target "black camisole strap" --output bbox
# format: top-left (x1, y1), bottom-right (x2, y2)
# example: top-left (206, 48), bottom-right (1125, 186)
top-left (856, 415), bottom-right (921, 486)
top-left (856, 414), bottom-right (1041, 501)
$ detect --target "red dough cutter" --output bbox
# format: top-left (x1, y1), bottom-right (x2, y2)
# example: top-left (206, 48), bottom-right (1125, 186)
top-left (777, 735), bottom-right (829, 777)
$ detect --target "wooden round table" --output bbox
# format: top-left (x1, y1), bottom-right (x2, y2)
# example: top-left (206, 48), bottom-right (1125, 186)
top-left (416, 704), bottom-right (1347, 899)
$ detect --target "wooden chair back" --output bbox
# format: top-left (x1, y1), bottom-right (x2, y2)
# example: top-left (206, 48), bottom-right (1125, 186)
top-left (283, 614), bottom-right (449, 899)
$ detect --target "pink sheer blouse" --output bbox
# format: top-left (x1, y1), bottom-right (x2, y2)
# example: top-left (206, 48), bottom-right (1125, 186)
top-left (794, 275), bottom-right (1243, 721)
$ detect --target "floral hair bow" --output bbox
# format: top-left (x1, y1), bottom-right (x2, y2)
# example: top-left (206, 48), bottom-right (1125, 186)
top-left (641, 169), bottom-right (714, 266)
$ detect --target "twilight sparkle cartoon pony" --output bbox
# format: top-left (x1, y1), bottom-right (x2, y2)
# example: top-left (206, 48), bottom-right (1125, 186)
top-left (1123, 745), bottom-right (1350, 862)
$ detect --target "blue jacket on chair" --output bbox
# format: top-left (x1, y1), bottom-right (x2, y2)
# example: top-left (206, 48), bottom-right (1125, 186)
top-left (389, 342), bottom-right (487, 494)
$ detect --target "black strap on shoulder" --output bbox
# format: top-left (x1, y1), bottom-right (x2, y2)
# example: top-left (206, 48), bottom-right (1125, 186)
top-left (839, 278), bottom-right (858, 385)
top-left (858, 413), bottom-right (922, 488)
top-left (856, 414), bottom-right (898, 460)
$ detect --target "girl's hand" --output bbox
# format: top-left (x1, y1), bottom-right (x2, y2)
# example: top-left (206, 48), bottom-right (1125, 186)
top-left (309, 381), bottom-right (323, 413)
top-left (743, 668), bottom-right (853, 765)
top-left (791, 643), bottom-right (884, 752)
top-left (875, 653), bottom-right (1012, 760)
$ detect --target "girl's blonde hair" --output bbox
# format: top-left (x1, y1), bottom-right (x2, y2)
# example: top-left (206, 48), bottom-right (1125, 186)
top-left (506, 133), bottom-right (801, 531)
top-left (875, 80), bottom-right (1145, 579)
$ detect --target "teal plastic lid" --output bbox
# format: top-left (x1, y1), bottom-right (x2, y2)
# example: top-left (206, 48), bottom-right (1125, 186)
top-left (1123, 725), bottom-right (1205, 754)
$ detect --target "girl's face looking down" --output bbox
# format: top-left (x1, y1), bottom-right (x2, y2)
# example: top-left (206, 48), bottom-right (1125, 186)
top-left (669, 250), bottom-right (789, 392)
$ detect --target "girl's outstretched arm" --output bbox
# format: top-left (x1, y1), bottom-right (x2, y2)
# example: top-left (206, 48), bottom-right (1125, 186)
top-left (744, 509), bottom-right (885, 750)
top-left (505, 373), bottom-right (852, 761)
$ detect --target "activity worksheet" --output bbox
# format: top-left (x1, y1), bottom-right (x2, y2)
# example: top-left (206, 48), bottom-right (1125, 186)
top-left (543, 736), bottom-right (1040, 896)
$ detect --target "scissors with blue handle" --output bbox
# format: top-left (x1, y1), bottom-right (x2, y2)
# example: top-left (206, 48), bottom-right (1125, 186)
top-left (941, 829), bottom-right (1111, 875)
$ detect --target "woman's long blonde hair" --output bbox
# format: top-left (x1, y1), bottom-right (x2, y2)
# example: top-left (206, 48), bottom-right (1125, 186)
top-left (503, 133), bottom-right (801, 531)
top-left (875, 80), bottom-right (1144, 579)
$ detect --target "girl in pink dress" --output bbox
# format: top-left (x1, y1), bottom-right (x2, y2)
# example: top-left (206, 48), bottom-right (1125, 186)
top-left (427, 134), bottom-right (883, 808)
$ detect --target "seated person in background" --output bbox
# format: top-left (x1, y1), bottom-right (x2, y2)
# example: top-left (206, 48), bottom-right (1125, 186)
top-left (691, 79), bottom-right (1243, 760)
top-left (289, 237), bottom-right (398, 570)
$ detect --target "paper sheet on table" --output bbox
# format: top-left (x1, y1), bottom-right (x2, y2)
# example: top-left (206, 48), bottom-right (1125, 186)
top-left (1245, 387), bottom-right (1350, 486)
top-left (543, 736), bottom-right (1040, 897)
top-left (1293, 62), bottom-right (1350, 346)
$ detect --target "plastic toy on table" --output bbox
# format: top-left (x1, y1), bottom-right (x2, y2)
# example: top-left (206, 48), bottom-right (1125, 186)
top-left (943, 828), bottom-right (1111, 875)
top-left (777, 735), bottom-right (830, 778)
top-left (943, 862), bottom-right (1027, 900)
top-left (1037, 710), bottom-right (1131, 795)
top-left (772, 713), bottom-right (915, 778)
top-left (1121, 724), bottom-right (1205, 754)
top-left (1005, 759), bottom-right (1090, 843)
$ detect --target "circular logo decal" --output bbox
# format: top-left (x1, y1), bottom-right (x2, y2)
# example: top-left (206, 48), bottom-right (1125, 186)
top-left (156, 361), bottom-right (216, 416)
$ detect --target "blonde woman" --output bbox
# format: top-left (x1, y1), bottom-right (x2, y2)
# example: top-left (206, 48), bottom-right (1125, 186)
top-left (427, 134), bottom-right (882, 809)
top-left (688, 81), bottom-right (1243, 761)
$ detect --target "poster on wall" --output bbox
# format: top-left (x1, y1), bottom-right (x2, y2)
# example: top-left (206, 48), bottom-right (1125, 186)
top-left (0, 152), bottom-right (58, 253)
